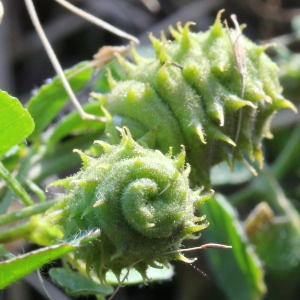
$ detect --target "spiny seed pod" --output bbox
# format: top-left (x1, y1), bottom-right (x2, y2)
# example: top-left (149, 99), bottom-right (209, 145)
top-left (93, 11), bottom-right (295, 187)
top-left (46, 128), bottom-right (211, 282)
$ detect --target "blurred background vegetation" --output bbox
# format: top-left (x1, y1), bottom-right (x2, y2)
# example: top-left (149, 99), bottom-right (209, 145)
top-left (0, 0), bottom-right (300, 299)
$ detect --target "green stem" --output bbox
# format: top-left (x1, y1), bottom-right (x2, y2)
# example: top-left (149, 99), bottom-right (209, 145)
top-left (0, 199), bottom-right (58, 227)
top-left (272, 120), bottom-right (300, 180)
top-left (257, 168), bottom-right (298, 216)
top-left (0, 162), bottom-right (34, 207)
top-left (0, 148), bottom-right (36, 214)
top-left (230, 185), bottom-right (258, 206)
top-left (231, 166), bottom-right (296, 217)
top-left (25, 179), bottom-right (46, 202)
top-left (0, 221), bottom-right (34, 243)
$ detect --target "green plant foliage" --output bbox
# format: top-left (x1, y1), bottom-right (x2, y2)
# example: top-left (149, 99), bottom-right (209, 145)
top-left (48, 101), bottom-right (105, 145)
top-left (46, 128), bottom-right (211, 282)
top-left (93, 11), bottom-right (295, 187)
top-left (0, 161), bottom-right (34, 207)
top-left (27, 61), bottom-right (93, 140)
top-left (244, 170), bottom-right (300, 271)
top-left (210, 161), bottom-right (253, 185)
top-left (49, 268), bottom-right (114, 297)
top-left (0, 90), bottom-right (34, 155)
top-left (49, 264), bottom-right (173, 296)
top-left (105, 264), bottom-right (174, 285)
top-left (1, 9), bottom-right (299, 300)
top-left (0, 230), bottom-right (100, 289)
top-left (201, 194), bottom-right (266, 300)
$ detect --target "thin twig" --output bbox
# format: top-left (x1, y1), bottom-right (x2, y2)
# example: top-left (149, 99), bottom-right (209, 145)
top-left (164, 243), bottom-right (232, 255)
top-left (55, 0), bottom-right (139, 44)
top-left (24, 0), bottom-right (105, 122)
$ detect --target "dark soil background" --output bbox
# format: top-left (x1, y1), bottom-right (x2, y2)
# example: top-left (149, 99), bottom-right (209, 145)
top-left (1, 0), bottom-right (300, 299)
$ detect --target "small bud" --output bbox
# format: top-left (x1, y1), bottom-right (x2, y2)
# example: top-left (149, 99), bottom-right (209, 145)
top-left (47, 128), bottom-right (210, 282)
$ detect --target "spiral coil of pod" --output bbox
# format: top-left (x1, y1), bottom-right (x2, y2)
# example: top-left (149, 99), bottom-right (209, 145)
top-left (93, 11), bottom-right (296, 187)
top-left (47, 128), bottom-right (211, 281)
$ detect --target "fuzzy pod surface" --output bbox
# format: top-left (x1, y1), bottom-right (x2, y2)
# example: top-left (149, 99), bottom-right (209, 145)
top-left (47, 128), bottom-right (210, 282)
top-left (94, 11), bottom-right (296, 187)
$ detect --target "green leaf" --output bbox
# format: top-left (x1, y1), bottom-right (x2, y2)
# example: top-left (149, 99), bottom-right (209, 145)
top-left (105, 265), bottom-right (174, 285)
top-left (0, 230), bottom-right (100, 289)
top-left (0, 90), bottom-right (34, 155)
top-left (48, 101), bottom-right (104, 145)
top-left (31, 131), bottom-right (102, 182)
top-left (27, 61), bottom-right (93, 140)
top-left (49, 268), bottom-right (114, 296)
top-left (201, 194), bottom-right (266, 300)
top-left (211, 162), bottom-right (253, 186)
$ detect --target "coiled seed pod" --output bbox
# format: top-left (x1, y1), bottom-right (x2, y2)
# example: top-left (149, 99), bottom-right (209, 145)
top-left (47, 128), bottom-right (210, 282)
top-left (93, 11), bottom-right (295, 187)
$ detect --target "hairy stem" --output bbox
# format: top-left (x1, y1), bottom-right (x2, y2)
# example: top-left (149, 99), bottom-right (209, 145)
top-left (0, 162), bottom-right (34, 207)
top-left (0, 199), bottom-right (58, 227)
top-left (0, 221), bottom-right (34, 243)
top-left (0, 148), bottom-right (36, 214)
